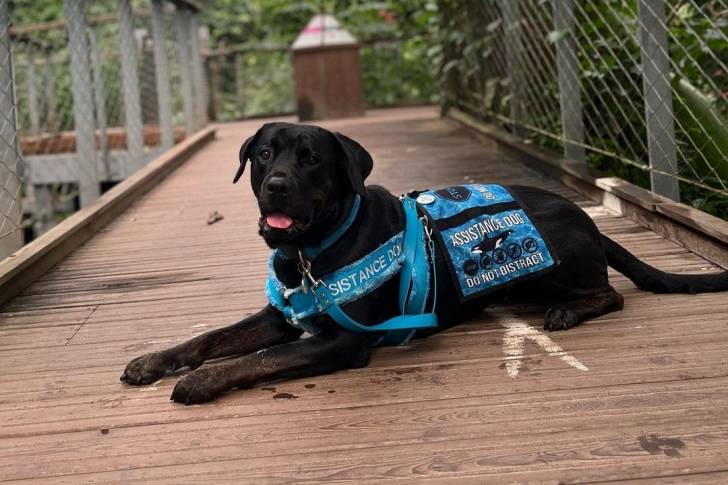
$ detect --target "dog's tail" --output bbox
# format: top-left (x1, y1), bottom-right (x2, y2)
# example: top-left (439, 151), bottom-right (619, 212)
top-left (601, 234), bottom-right (728, 294)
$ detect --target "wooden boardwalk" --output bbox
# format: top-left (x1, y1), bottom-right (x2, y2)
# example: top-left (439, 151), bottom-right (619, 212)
top-left (1, 107), bottom-right (727, 484)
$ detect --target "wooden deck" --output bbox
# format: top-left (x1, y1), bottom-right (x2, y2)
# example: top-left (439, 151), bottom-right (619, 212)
top-left (1, 106), bottom-right (727, 484)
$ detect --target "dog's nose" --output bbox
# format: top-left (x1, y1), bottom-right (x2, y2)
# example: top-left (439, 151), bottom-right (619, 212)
top-left (265, 176), bottom-right (291, 196)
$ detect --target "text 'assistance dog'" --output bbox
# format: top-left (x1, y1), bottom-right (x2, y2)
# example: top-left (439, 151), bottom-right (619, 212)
top-left (121, 122), bottom-right (728, 404)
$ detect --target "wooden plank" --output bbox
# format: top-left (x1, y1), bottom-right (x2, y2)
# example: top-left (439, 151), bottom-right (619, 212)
top-left (656, 201), bottom-right (728, 244)
top-left (0, 128), bottom-right (216, 308)
top-left (4, 424), bottom-right (728, 483)
top-left (596, 176), bottom-right (669, 212)
top-left (2, 397), bottom-right (728, 481)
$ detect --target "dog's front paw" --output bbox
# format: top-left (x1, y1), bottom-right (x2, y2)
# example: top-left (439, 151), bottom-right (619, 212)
top-left (120, 352), bottom-right (173, 385)
top-left (544, 306), bottom-right (580, 331)
top-left (171, 366), bottom-right (227, 405)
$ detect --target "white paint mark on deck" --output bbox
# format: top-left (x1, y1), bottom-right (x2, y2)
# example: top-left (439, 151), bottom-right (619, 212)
top-left (501, 321), bottom-right (588, 378)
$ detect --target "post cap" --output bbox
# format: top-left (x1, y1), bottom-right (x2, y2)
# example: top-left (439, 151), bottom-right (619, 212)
top-left (292, 14), bottom-right (358, 51)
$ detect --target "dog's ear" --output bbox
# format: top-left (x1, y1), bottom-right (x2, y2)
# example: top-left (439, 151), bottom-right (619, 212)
top-left (234, 124), bottom-right (273, 184)
top-left (233, 134), bottom-right (256, 184)
top-left (333, 132), bottom-right (373, 196)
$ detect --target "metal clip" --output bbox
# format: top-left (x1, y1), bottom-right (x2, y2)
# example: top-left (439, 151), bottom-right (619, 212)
top-left (420, 215), bottom-right (433, 242)
top-left (297, 250), bottom-right (321, 293)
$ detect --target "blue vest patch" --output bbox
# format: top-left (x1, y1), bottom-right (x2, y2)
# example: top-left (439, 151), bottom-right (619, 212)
top-left (417, 184), bottom-right (557, 301)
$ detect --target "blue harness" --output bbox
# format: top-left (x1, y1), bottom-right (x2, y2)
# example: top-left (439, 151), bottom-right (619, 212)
top-left (266, 195), bottom-right (438, 346)
top-left (266, 184), bottom-right (557, 345)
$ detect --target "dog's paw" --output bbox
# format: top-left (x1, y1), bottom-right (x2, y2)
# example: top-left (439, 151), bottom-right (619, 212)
top-left (170, 366), bottom-right (226, 405)
top-left (544, 306), bottom-right (580, 331)
top-left (120, 352), bottom-right (172, 385)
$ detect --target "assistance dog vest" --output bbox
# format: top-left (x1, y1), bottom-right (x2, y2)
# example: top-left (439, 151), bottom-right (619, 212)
top-left (416, 184), bottom-right (558, 301)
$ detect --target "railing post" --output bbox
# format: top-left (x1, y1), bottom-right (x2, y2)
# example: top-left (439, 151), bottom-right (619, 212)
top-left (0, 0), bottom-right (23, 259)
top-left (552, 0), bottom-right (585, 162)
top-left (151, 0), bottom-right (174, 150)
top-left (637, 0), bottom-right (679, 201)
top-left (499, 0), bottom-right (526, 138)
top-left (208, 52), bottom-right (220, 121)
top-left (88, 28), bottom-right (109, 180)
top-left (234, 53), bottom-right (244, 117)
top-left (26, 42), bottom-right (40, 136)
top-left (117, 0), bottom-right (144, 175)
top-left (65, 0), bottom-right (99, 207)
top-left (32, 184), bottom-right (53, 236)
top-left (188, 9), bottom-right (208, 127)
top-left (175, 7), bottom-right (196, 136)
top-left (44, 48), bottom-right (58, 132)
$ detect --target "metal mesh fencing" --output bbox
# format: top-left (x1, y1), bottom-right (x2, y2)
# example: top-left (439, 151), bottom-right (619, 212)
top-left (0, 0), bottom-right (23, 257)
top-left (439, 0), bottom-right (728, 218)
top-left (0, 0), bottom-right (208, 261)
top-left (206, 45), bottom-right (295, 121)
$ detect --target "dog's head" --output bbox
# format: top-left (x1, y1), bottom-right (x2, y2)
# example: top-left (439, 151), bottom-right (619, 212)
top-left (233, 122), bottom-right (373, 250)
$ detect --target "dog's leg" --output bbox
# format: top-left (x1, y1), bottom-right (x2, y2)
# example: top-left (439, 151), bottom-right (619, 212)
top-left (170, 330), bottom-right (373, 404)
top-left (121, 305), bottom-right (301, 385)
top-left (544, 286), bottom-right (624, 331)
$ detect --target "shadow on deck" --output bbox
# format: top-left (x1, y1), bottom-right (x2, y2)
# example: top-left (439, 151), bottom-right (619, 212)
top-left (1, 107), bottom-right (727, 483)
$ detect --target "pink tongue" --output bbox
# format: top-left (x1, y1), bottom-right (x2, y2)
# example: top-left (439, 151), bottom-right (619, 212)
top-left (266, 212), bottom-right (293, 229)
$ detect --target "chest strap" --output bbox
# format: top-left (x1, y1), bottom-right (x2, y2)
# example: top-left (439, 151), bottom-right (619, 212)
top-left (266, 196), bottom-right (438, 343)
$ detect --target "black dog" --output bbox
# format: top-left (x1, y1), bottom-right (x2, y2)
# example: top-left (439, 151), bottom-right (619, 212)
top-left (121, 122), bottom-right (728, 404)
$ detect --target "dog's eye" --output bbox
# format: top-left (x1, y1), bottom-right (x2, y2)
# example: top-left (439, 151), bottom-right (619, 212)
top-left (303, 155), bottom-right (319, 166)
top-left (259, 149), bottom-right (271, 161)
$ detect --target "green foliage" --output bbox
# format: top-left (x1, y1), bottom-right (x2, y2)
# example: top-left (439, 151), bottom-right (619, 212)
top-left (212, 50), bottom-right (296, 121)
top-left (203, 0), bottom-right (440, 119)
top-left (437, 0), bottom-right (728, 219)
top-left (8, 0), bottom-right (66, 25)
top-left (9, 1), bottom-right (439, 126)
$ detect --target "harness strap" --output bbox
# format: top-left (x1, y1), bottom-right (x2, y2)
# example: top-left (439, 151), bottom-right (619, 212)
top-left (398, 197), bottom-right (430, 315)
top-left (312, 283), bottom-right (438, 332)
top-left (308, 196), bottom-right (437, 336)
top-left (267, 196), bottom-right (438, 344)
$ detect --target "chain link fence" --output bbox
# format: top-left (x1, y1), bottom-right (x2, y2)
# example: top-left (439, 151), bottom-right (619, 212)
top-left (439, 0), bottom-right (728, 218)
top-left (205, 44), bottom-right (295, 121)
top-left (0, 0), bottom-right (209, 261)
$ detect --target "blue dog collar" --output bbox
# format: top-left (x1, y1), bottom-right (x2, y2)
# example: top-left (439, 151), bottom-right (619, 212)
top-left (275, 194), bottom-right (361, 262)
top-left (266, 196), bottom-right (438, 345)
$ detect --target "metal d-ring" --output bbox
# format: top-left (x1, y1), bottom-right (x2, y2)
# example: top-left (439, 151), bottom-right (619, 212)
top-left (419, 215), bottom-right (433, 242)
